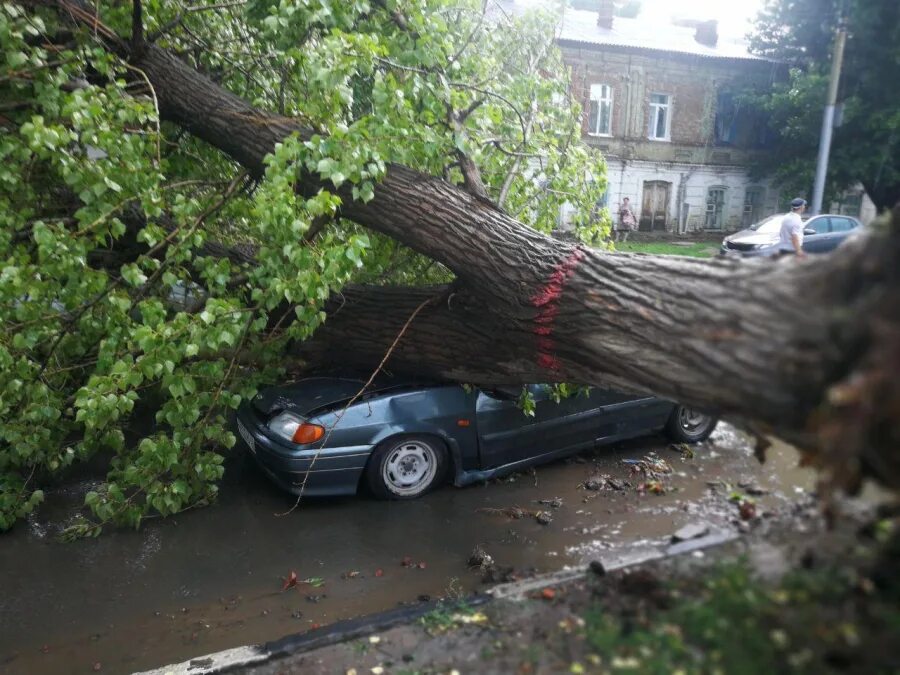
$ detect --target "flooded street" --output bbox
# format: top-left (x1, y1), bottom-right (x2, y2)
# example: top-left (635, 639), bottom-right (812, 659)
top-left (0, 424), bottom-right (816, 674)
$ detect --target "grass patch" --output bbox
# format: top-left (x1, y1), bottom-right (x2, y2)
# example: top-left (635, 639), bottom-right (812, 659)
top-left (420, 600), bottom-right (484, 635)
top-left (582, 557), bottom-right (900, 674)
top-left (613, 241), bottom-right (718, 257)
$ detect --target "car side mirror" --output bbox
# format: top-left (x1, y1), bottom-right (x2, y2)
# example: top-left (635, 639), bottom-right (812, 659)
top-left (803, 228), bottom-right (816, 236)
top-left (483, 387), bottom-right (520, 401)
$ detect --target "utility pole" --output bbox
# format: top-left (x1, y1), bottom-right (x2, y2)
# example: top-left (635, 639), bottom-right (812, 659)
top-left (810, 9), bottom-right (848, 215)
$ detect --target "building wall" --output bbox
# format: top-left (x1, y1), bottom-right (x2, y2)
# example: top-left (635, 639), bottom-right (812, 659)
top-left (558, 43), bottom-right (784, 231)
top-left (603, 159), bottom-right (780, 232)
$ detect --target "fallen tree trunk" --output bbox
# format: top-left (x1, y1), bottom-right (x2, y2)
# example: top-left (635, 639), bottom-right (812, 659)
top-left (42, 1), bottom-right (900, 492)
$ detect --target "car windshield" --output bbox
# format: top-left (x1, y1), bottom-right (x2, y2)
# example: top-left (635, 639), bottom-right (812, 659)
top-left (749, 215), bottom-right (784, 233)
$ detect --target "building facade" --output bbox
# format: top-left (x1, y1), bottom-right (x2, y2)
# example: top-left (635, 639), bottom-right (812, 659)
top-left (557, 2), bottom-right (786, 232)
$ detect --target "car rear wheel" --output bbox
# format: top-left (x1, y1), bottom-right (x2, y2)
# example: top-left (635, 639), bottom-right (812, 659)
top-left (664, 405), bottom-right (717, 443)
top-left (366, 436), bottom-right (447, 500)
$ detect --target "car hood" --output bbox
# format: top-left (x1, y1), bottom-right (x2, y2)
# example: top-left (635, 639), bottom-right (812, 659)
top-left (724, 229), bottom-right (777, 246)
top-left (251, 376), bottom-right (436, 417)
top-left (251, 377), bottom-right (374, 417)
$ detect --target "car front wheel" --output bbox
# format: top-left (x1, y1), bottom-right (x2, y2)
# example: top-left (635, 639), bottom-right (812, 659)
top-left (664, 405), bottom-right (717, 443)
top-left (366, 436), bottom-right (447, 500)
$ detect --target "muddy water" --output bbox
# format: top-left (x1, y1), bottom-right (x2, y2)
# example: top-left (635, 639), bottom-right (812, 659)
top-left (0, 425), bottom-right (815, 674)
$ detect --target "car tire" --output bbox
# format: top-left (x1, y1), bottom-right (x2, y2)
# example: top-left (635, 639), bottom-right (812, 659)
top-left (366, 436), bottom-right (447, 500)
top-left (664, 405), bottom-right (717, 443)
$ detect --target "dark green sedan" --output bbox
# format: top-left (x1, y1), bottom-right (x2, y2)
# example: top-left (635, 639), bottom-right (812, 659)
top-left (236, 378), bottom-right (717, 500)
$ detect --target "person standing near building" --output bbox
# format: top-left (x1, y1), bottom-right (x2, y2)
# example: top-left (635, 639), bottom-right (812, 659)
top-left (778, 198), bottom-right (807, 257)
top-left (616, 197), bottom-right (637, 243)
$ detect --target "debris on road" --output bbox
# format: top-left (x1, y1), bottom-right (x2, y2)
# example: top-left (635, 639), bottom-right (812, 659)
top-left (535, 511), bottom-right (553, 525)
top-left (672, 522), bottom-right (710, 542)
top-left (537, 497), bottom-right (563, 508)
top-left (476, 505), bottom-right (529, 520)
top-left (669, 443), bottom-right (695, 459)
top-left (282, 570), bottom-right (299, 591)
top-left (467, 546), bottom-right (494, 570)
top-left (580, 474), bottom-right (627, 492)
top-left (623, 455), bottom-right (673, 480)
top-left (739, 500), bottom-right (758, 520)
top-left (738, 479), bottom-right (770, 496)
top-left (637, 479), bottom-right (666, 495)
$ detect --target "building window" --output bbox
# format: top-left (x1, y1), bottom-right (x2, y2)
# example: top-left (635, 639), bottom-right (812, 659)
top-left (837, 192), bottom-right (862, 217)
top-left (588, 84), bottom-right (613, 136)
top-left (648, 93), bottom-right (671, 141)
top-left (714, 92), bottom-right (737, 145)
top-left (743, 186), bottom-right (765, 226)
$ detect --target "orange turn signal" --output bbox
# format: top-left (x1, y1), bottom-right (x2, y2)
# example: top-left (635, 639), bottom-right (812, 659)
top-left (457, 419), bottom-right (471, 427)
top-left (292, 423), bottom-right (325, 444)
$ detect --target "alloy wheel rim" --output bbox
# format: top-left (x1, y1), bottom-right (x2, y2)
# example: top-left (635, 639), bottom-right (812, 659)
top-left (382, 441), bottom-right (437, 496)
top-left (679, 407), bottom-right (709, 433)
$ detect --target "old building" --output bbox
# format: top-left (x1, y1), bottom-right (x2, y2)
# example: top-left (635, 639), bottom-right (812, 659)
top-left (556, 1), bottom-right (786, 232)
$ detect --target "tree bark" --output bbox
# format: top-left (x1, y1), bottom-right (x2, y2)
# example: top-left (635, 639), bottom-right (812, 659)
top-left (40, 1), bottom-right (900, 492)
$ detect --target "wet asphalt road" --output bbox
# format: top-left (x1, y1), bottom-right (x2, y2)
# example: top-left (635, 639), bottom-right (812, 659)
top-left (0, 424), bottom-right (815, 674)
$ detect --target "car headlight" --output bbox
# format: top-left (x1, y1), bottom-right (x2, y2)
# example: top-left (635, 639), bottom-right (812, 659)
top-left (268, 411), bottom-right (326, 444)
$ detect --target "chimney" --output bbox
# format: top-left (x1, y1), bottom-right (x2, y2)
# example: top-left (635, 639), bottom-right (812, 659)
top-left (597, 0), bottom-right (614, 29)
top-left (694, 20), bottom-right (718, 47)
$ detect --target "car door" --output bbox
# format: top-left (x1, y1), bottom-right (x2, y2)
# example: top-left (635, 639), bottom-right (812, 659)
top-left (826, 216), bottom-right (858, 251)
top-left (475, 387), bottom-right (543, 469)
top-left (802, 216), bottom-right (831, 253)
top-left (526, 385), bottom-right (636, 453)
top-left (475, 385), bottom-right (636, 469)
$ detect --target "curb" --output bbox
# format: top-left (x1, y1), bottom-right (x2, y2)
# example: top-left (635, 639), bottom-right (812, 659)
top-left (135, 528), bottom-right (737, 674)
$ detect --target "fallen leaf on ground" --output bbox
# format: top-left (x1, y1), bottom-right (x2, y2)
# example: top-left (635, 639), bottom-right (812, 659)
top-left (374, 568), bottom-right (384, 577)
top-left (453, 611), bottom-right (488, 624)
top-left (541, 588), bottom-right (556, 600)
top-left (739, 500), bottom-right (757, 520)
top-left (282, 570), bottom-right (298, 591)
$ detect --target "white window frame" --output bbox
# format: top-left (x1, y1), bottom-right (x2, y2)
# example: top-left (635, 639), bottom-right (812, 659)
top-left (648, 93), bottom-right (671, 141)
top-left (588, 84), bottom-right (613, 137)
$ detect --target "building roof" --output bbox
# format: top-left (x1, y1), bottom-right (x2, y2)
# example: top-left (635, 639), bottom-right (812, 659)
top-left (494, 1), bottom-right (768, 62)
top-left (558, 6), bottom-right (765, 61)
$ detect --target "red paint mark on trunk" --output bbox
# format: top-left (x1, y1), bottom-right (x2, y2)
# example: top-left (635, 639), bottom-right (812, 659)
top-left (531, 248), bottom-right (585, 371)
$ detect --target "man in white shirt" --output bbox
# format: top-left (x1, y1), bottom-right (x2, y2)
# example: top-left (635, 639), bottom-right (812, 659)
top-left (778, 198), bottom-right (807, 257)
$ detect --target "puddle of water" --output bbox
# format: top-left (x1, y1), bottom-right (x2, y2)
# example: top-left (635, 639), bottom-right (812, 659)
top-left (0, 424), bottom-right (815, 673)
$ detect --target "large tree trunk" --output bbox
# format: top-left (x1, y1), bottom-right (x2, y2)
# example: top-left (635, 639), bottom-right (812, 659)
top-left (42, 2), bottom-right (900, 492)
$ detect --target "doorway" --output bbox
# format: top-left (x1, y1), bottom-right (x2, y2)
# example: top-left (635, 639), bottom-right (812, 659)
top-left (705, 186), bottom-right (727, 229)
top-left (640, 180), bottom-right (671, 231)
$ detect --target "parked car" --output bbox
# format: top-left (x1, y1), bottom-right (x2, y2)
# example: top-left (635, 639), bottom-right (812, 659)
top-left (236, 377), bottom-right (717, 500)
top-left (720, 213), bottom-right (861, 257)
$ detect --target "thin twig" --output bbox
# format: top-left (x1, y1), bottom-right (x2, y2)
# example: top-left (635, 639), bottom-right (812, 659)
top-left (120, 63), bottom-right (161, 165)
top-left (275, 292), bottom-right (438, 516)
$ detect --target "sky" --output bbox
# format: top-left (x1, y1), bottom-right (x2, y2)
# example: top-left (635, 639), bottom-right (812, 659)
top-left (635, 0), bottom-right (767, 41)
top-left (508, 0), bottom-right (770, 42)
